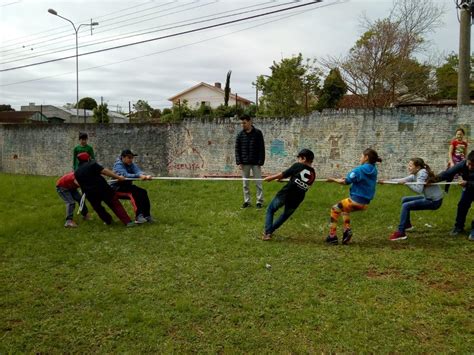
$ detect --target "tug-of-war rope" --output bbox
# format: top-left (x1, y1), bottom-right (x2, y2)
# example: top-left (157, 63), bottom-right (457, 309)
top-left (109, 176), bottom-right (459, 185)
top-left (79, 177), bottom-right (460, 213)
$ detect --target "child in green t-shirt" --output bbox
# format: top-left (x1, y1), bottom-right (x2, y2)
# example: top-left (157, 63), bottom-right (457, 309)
top-left (73, 132), bottom-right (95, 170)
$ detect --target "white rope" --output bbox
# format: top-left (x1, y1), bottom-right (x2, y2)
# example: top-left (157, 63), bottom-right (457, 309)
top-left (109, 177), bottom-right (331, 183)
top-left (380, 181), bottom-right (459, 185)
top-left (107, 176), bottom-right (462, 185)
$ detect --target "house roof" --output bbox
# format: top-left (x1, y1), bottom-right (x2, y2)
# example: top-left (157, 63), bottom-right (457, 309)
top-left (168, 82), bottom-right (252, 104)
top-left (62, 108), bottom-right (127, 119)
top-left (0, 111), bottom-right (49, 124)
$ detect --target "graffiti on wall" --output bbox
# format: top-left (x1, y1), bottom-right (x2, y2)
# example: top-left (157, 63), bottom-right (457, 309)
top-left (328, 135), bottom-right (342, 160)
top-left (167, 128), bottom-right (205, 171)
top-left (270, 139), bottom-right (287, 157)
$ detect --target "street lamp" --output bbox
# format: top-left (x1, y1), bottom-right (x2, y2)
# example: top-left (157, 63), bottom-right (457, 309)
top-left (48, 8), bottom-right (99, 123)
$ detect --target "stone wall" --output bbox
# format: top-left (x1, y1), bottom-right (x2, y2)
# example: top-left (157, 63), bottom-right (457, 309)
top-left (1, 106), bottom-right (473, 179)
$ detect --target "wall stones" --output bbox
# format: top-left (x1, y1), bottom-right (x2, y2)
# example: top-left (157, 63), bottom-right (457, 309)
top-left (0, 107), bottom-right (472, 179)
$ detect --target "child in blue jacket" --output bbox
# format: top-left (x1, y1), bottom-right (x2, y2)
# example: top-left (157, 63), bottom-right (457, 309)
top-left (326, 148), bottom-right (382, 245)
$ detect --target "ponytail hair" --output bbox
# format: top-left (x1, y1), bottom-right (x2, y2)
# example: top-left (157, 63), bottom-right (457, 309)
top-left (410, 157), bottom-right (436, 183)
top-left (363, 148), bottom-right (382, 164)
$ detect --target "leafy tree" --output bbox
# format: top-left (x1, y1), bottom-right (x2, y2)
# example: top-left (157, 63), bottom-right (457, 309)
top-left (315, 68), bottom-right (347, 111)
top-left (132, 99), bottom-right (153, 120)
top-left (93, 103), bottom-right (109, 123)
top-left (434, 53), bottom-right (474, 99)
top-left (0, 104), bottom-right (15, 111)
top-left (257, 53), bottom-right (322, 116)
top-left (214, 104), bottom-right (243, 118)
top-left (162, 108), bottom-right (172, 115)
top-left (151, 109), bottom-right (161, 119)
top-left (224, 70), bottom-right (232, 107)
top-left (325, 0), bottom-right (444, 107)
top-left (76, 97), bottom-right (98, 110)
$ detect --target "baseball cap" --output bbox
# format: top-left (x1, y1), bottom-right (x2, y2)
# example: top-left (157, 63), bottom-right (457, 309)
top-left (121, 149), bottom-right (138, 157)
top-left (77, 152), bottom-right (91, 162)
top-left (297, 149), bottom-right (314, 162)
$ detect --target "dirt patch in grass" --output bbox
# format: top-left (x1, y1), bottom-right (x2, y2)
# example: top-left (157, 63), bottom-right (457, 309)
top-left (366, 268), bottom-right (401, 279)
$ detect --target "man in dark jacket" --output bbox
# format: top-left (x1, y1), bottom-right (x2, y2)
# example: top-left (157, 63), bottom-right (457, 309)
top-left (436, 150), bottom-right (474, 240)
top-left (235, 115), bottom-right (265, 209)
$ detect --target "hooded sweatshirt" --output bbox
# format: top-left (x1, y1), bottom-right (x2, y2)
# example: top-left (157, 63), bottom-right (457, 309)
top-left (391, 169), bottom-right (444, 201)
top-left (345, 163), bottom-right (378, 205)
top-left (110, 157), bottom-right (144, 189)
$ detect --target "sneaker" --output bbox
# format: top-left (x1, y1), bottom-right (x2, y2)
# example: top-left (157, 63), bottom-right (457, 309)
top-left (82, 213), bottom-right (92, 221)
top-left (241, 202), bottom-right (251, 209)
top-left (262, 233), bottom-right (272, 241)
top-left (145, 216), bottom-right (154, 223)
top-left (126, 221), bottom-right (136, 227)
top-left (449, 227), bottom-right (464, 236)
top-left (469, 230), bottom-right (474, 241)
top-left (256, 203), bottom-right (263, 209)
top-left (389, 231), bottom-right (407, 241)
top-left (135, 214), bottom-right (147, 224)
top-left (325, 235), bottom-right (338, 245)
top-left (342, 229), bottom-right (353, 244)
top-left (405, 223), bottom-right (414, 231)
top-left (64, 220), bottom-right (78, 228)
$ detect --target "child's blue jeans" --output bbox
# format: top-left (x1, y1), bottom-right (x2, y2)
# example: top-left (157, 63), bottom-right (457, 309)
top-left (56, 187), bottom-right (88, 221)
top-left (398, 195), bottom-right (442, 232)
top-left (265, 195), bottom-right (298, 235)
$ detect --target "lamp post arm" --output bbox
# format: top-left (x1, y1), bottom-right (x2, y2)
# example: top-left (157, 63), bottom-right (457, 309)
top-left (55, 13), bottom-right (77, 33)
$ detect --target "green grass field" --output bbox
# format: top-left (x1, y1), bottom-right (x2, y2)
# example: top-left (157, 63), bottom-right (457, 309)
top-left (0, 173), bottom-right (473, 352)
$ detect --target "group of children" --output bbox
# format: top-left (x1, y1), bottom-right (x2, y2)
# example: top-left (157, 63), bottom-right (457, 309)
top-left (56, 133), bottom-right (153, 228)
top-left (56, 128), bottom-right (473, 243)
top-left (263, 128), bottom-right (473, 243)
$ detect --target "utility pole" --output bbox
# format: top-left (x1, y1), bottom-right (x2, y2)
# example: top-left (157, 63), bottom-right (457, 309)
top-left (457, 0), bottom-right (472, 106)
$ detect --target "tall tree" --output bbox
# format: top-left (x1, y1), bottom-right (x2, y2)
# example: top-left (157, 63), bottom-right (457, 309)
top-left (76, 97), bottom-right (98, 110)
top-left (93, 103), bottom-right (109, 123)
top-left (224, 70), bottom-right (232, 107)
top-left (315, 68), bottom-right (347, 110)
top-left (0, 104), bottom-right (15, 112)
top-left (257, 54), bottom-right (321, 116)
top-left (435, 53), bottom-right (474, 99)
top-left (133, 99), bottom-right (153, 120)
top-left (325, 0), bottom-right (444, 107)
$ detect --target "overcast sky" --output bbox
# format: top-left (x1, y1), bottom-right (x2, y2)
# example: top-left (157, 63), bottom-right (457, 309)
top-left (0, 0), bottom-right (462, 112)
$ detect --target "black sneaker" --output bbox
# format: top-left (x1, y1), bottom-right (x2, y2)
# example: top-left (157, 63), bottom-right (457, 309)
top-left (241, 202), bottom-right (251, 209)
top-left (342, 229), bottom-right (353, 244)
top-left (449, 227), bottom-right (464, 236)
top-left (326, 235), bottom-right (338, 245)
top-left (256, 203), bottom-right (263, 209)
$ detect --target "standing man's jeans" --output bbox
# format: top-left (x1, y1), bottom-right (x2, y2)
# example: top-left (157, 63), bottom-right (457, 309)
top-left (455, 189), bottom-right (474, 230)
top-left (265, 195), bottom-right (297, 234)
top-left (241, 165), bottom-right (263, 204)
top-left (398, 195), bottom-right (443, 232)
top-left (56, 187), bottom-right (89, 221)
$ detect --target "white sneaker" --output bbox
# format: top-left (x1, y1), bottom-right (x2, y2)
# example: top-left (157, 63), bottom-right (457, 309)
top-left (135, 214), bottom-right (147, 224)
top-left (64, 220), bottom-right (78, 228)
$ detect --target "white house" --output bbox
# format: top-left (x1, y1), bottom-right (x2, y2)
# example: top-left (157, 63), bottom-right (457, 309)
top-left (168, 82), bottom-right (253, 109)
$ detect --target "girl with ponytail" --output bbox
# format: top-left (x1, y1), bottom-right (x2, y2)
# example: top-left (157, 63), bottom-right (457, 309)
top-left (380, 157), bottom-right (443, 241)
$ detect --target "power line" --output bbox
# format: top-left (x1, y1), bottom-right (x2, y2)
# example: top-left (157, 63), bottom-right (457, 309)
top-left (0, 0), bottom-right (323, 73)
top-left (0, 1), bottom-right (198, 56)
top-left (0, 1), bottom-right (282, 64)
top-left (0, 1), bottom-right (162, 46)
top-left (0, 2), bottom-right (338, 87)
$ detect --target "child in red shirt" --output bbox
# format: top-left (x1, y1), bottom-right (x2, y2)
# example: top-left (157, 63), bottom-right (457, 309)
top-left (56, 172), bottom-right (90, 227)
top-left (446, 128), bottom-right (468, 192)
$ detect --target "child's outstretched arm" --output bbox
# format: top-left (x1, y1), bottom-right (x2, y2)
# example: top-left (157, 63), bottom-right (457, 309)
top-left (264, 172), bottom-right (284, 182)
top-left (327, 177), bottom-right (346, 185)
